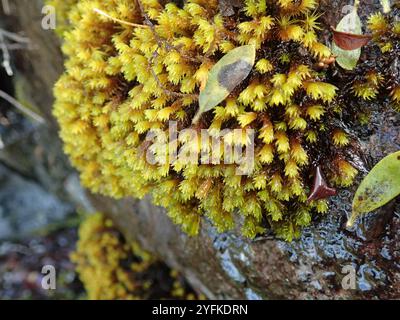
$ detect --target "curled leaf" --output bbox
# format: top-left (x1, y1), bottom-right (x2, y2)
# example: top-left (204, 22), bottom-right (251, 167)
top-left (192, 45), bottom-right (256, 124)
top-left (332, 27), bottom-right (372, 51)
top-left (307, 166), bottom-right (337, 202)
top-left (332, 10), bottom-right (367, 70)
top-left (348, 151), bottom-right (400, 227)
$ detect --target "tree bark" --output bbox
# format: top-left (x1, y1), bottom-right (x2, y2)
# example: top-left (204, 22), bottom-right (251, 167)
top-left (2, 0), bottom-right (399, 299)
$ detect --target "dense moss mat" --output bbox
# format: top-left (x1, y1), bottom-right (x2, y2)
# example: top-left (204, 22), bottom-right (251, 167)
top-left (51, 0), bottom-right (399, 240)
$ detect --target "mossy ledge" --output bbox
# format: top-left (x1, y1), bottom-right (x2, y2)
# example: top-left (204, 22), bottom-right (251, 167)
top-left (52, 0), bottom-right (399, 241)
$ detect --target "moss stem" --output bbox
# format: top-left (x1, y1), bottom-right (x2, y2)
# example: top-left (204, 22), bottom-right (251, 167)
top-left (93, 8), bottom-right (148, 29)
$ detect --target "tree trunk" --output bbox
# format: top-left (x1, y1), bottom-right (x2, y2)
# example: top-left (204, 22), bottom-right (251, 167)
top-left (1, 0), bottom-right (399, 299)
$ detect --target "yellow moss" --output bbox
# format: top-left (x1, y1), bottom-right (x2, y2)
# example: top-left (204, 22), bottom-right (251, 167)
top-left (304, 82), bottom-right (337, 102)
top-left (391, 86), bottom-right (400, 103)
top-left (52, 0), bottom-right (360, 241)
top-left (71, 213), bottom-right (153, 300)
top-left (352, 71), bottom-right (384, 101)
top-left (368, 10), bottom-right (399, 53)
top-left (71, 213), bottom-right (204, 300)
top-left (368, 12), bottom-right (389, 34)
top-left (332, 129), bottom-right (350, 147)
top-left (47, 0), bottom-right (78, 35)
top-left (330, 159), bottom-right (358, 187)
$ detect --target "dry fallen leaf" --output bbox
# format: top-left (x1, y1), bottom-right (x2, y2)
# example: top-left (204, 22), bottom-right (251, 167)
top-left (332, 27), bottom-right (372, 51)
top-left (332, 10), bottom-right (369, 70)
top-left (192, 45), bottom-right (256, 124)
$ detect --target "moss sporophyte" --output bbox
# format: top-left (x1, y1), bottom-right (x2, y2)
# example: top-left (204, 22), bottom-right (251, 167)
top-left (50, 0), bottom-right (400, 241)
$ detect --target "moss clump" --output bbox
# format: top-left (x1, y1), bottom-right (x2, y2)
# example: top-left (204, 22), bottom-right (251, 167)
top-left (71, 213), bottom-right (203, 300)
top-left (367, 8), bottom-right (400, 111)
top-left (47, 0), bottom-right (78, 36)
top-left (52, 0), bottom-right (397, 241)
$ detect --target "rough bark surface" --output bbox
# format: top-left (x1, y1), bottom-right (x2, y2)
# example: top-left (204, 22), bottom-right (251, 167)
top-left (2, 0), bottom-right (399, 299)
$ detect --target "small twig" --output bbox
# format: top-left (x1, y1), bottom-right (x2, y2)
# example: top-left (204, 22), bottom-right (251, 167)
top-left (0, 29), bottom-right (30, 43)
top-left (136, 0), bottom-right (203, 63)
top-left (0, 29), bottom-right (31, 76)
top-left (135, 0), bottom-right (172, 50)
top-left (0, 90), bottom-right (46, 124)
top-left (131, 0), bottom-right (198, 99)
top-left (4, 43), bottom-right (31, 51)
top-left (93, 8), bottom-right (148, 28)
top-left (95, 0), bottom-right (198, 100)
top-left (0, 32), bottom-right (12, 76)
top-left (96, 1), bottom-right (203, 66)
top-left (135, 0), bottom-right (153, 27)
top-left (149, 66), bottom-right (196, 99)
top-left (148, 54), bottom-right (198, 99)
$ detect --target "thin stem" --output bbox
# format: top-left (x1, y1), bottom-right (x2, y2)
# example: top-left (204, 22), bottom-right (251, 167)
top-left (0, 32), bottom-right (12, 76)
top-left (0, 90), bottom-right (46, 124)
top-left (5, 43), bottom-right (31, 50)
top-left (135, 0), bottom-right (202, 63)
top-left (93, 8), bottom-right (148, 28)
top-left (0, 29), bottom-right (30, 43)
top-left (0, 29), bottom-right (31, 76)
top-left (148, 59), bottom-right (197, 99)
top-left (96, 0), bottom-right (200, 100)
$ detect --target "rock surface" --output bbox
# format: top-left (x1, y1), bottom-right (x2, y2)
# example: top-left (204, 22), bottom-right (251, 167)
top-left (1, 0), bottom-right (399, 299)
top-left (0, 164), bottom-right (73, 239)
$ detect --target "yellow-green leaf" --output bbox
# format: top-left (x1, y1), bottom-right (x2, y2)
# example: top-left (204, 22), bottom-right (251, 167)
top-left (192, 45), bottom-right (256, 124)
top-left (348, 151), bottom-right (400, 227)
top-left (332, 10), bottom-right (362, 71)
